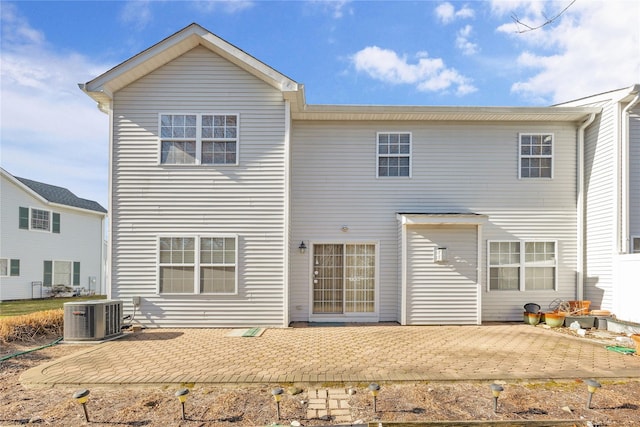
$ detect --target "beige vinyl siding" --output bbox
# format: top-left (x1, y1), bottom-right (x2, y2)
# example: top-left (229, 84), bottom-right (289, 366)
top-left (583, 102), bottom-right (617, 311)
top-left (111, 46), bottom-right (287, 327)
top-left (290, 120), bottom-right (579, 322)
top-left (406, 225), bottom-right (478, 325)
top-left (629, 107), bottom-right (640, 245)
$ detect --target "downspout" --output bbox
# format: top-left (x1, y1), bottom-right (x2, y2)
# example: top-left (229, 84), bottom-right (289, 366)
top-left (577, 113), bottom-right (596, 301)
top-left (620, 91), bottom-right (640, 253)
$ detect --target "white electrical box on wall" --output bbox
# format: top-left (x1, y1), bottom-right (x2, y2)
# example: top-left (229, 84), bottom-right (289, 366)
top-left (435, 247), bottom-right (447, 262)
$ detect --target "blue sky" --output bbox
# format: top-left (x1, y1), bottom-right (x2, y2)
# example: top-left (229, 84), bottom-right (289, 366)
top-left (1, 0), bottom-right (639, 209)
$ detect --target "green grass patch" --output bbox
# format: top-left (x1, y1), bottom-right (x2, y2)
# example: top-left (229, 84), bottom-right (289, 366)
top-left (0, 295), bottom-right (106, 317)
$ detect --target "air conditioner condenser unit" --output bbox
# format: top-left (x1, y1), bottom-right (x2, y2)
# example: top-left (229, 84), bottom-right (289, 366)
top-left (63, 300), bottom-right (123, 341)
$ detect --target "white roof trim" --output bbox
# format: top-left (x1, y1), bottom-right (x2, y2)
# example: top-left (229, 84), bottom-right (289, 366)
top-left (81, 23), bottom-right (299, 112)
top-left (292, 104), bottom-right (601, 122)
top-left (397, 213), bottom-right (489, 225)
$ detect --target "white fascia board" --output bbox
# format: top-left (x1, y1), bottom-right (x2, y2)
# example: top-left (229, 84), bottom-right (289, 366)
top-left (1, 168), bottom-right (49, 205)
top-left (293, 104), bottom-right (601, 122)
top-left (80, 24), bottom-right (299, 112)
top-left (557, 84), bottom-right (640, 107)
top-left (396, 213), bottom-right (489, 225)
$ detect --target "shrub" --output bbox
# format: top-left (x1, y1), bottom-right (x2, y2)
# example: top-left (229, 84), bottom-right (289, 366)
top-left (0, 309), bottom-right (64, 343)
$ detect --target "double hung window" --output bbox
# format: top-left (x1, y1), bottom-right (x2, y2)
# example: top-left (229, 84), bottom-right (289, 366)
top-left (19, 207), bottom-right (60, 233)
top-left (489, 241), bottom-right (556, 291)
top-left (158, 236), bottom-right (237, 294)
top-left (43, 260), bottom-right (80, 286)
top-left (160, 114), bottom-right (238, 165)
top-left (377, 132), bottom-right (411, 177)
top-left (0, 259), bottom-right (20, 277)
top-left (519, 133), bottom-right (553, 178)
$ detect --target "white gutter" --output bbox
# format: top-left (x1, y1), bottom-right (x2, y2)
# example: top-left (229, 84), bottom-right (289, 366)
top-left (577, 113), bottom-right (597, 301)
top-left (621, 91), bottom-right (640, 253)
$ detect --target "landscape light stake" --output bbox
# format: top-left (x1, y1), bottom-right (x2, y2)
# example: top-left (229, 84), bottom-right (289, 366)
top-left (585, 379), bottom-right (601, 409)
top-left (490, 384), bottom-right (504, 413)
top-left (72, 389), bottom-right (90, 422)
top-left (271, 387), bottom-right (284, 419)
top-left (174, 388), bottom-right (189, 420)
top-left (368, 383), bottom-right (381, 412)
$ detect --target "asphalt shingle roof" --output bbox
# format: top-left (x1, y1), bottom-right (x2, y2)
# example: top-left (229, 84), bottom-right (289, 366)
top-left (15, 177), bottom-right (107, 214)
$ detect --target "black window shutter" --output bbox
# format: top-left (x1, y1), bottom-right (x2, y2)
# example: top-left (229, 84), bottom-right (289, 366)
top-left (19, 207), bottom-right (29, 229)
top-left (43, 261), bottom-right (52, 285)
top-left (73, 262), bottom-right (81, 286)
top-left (52, 213), bottom-right (60, 233)
top-left (10, 259), bottom-right (20, 276)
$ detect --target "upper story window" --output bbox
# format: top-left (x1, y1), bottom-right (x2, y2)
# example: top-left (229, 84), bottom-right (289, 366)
top-left (160, 114), bottom-right (238, 165)
top-left (489, 240), bottom-right (557, 291)
top-left (19, 207), bottom-right (60, 233)
top-left (377, 132), bottom-right (411, 177)
top-left (519, 133), bottom-right (553, 178)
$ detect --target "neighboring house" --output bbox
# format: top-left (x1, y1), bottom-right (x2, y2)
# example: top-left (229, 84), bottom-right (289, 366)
top-left (558, 86), bottom-right (640, 324)
top-left (80, 23), bottom-right (637, 327)
top-left (0, 168), bottom-right (107, 301)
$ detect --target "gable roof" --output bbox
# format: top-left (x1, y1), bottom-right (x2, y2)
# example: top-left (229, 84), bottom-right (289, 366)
top-left (1, 168), bottom-right (106, 215)
top-left (80, 23), bottom-right (301, 113)
top-left (80, 22), bottom-right (601, 123)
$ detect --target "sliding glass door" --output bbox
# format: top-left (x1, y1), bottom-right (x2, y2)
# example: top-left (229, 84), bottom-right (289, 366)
top-left (312, 243), bottom-right (375, 315)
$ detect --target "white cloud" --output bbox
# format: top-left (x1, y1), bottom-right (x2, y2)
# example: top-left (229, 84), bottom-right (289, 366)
top-left (351, 46), bottom-right (476, 96)
top-left (0, 5), bottom-right (110, 207)
top-left (308, 0), bottom-right (352, 19)
top-left (119, 0), bottom-right (153, 31)
top-left (492, 0), bottom-right (640, 104)
top-left (456, 25), bottom-right (479, 55)
top-left (190, 0), bottom-right (255, 14)
top-left (435, 2), bottom-right (475, 24)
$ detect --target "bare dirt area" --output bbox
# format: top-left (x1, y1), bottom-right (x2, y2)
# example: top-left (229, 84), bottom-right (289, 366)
top-left (1, 335), bottom-right (640, 426)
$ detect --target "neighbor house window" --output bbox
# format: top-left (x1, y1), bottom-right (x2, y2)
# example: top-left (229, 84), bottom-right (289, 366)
top-left (519, 133), bottom-right (553, 178)
top-left (377, 132), bottom-right (411, 177)
top-left (43, 260), bottom-right (80, 286)
top-left (489, 241), bottom-right (556, 291)
top-left (19, 207), bottom-right (60, 233)
top-left (1, 259), bottom-right (20, 277)
top-left (158, 236), bottom-right (237, 294)
top-left (633, 237), bottom-right (640, 254)
top-left (160, 114), bottom-right (238, 165)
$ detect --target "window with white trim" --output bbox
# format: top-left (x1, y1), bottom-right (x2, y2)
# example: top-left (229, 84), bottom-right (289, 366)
top-left (489, 241), bottom-right (557, 291)
top-left (158, 236), bottom-right (237, 294)
top-left (160, 114), bottom-right (238, 165)
top-left (377, 132), bottom-right (411, 177)
top-left (1, 259), bottom-right (20, 277)
top-left (19, 207), bottom-right (60, 233)
top-left (633, 237), bottom-right (640, 254)
top-left (519, 133), bottom-right (553, 178)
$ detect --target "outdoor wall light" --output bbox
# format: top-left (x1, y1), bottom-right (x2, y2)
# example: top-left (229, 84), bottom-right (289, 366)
top-left (72, 389), bottom-right (90, 422)
top-left (175, 388), bottom-right (189, 420)
top-left (489, 384), bottom-right (504, 413)
top-left (271, 387), bottom-right (284, 419)
top-left (368, 383), bottom-right (381, 412)
top-left (298, 241), bottom-right (307, 254)
top-left (584, 379), bottom-right (601, 409)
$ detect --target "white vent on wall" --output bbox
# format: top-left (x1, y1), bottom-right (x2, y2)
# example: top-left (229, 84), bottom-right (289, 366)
top-left (63, 300), bottom-right (122, 341)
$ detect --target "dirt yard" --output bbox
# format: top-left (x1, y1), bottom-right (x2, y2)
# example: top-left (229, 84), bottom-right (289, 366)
top-left (1, 335), bottom-right (639, 426)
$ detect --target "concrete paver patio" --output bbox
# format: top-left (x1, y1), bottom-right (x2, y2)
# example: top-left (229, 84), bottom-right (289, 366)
top-left (21, 324), bottom-right (640, 388)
